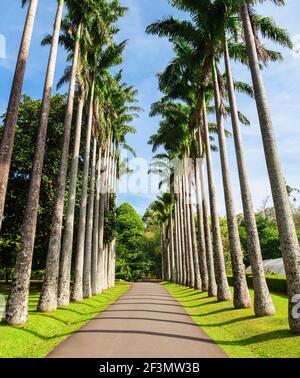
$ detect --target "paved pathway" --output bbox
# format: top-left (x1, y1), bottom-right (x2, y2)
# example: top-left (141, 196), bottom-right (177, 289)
top-left (47, 282), bottom-right (227, 358)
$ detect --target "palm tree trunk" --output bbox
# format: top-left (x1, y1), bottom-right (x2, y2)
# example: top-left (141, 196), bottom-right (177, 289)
top-left (55, 91), bottom-right (84, 308)
top-left (200, 160), bottom-right (217, 297)
top-left (195, 158), bottom-right (208, 291)
top-left (183, 162), bottom-right (195, 288)
top-left (72, 79), bottom-right (95, 302)
top-left (176, 196), bottom-right (183, 284)
top-left (241, 4), bottom-right (300, 331)
top-left (0, 0), bottom-right (38, 231)
top-left (109, 239), bottom-right (116, 288)
top-left (39, 24), bottom-right (81, 310)
top-left (3, 1), bottom-right (63, 323)
top-left (174, 201), bottom-right (179, 283)
top-left (104, 244), bottom-right (109, 290)
top-left (91, 145), bottom-right (101, 295)
top-left (107, 157), bottom-right (115, 289)
top-left (224, 35), bottom-right (275, 316)
top-left (161, 225), bottom-right (165, 280)
top-left (83, 138), bottom-right (97, 298)
top-left (179, 178), bottom-right (187, 285)
top-left (202, 93), bottom-right (232, 302)
top-left (96, 144), bottom-right (108, 293)
top-left (212, 59), bottom-right (251, 309)
top-left (169, 213), bottom-right (176, 282)
top-left (182, 173), bottom-right (189, 286)
top-left (165, 226), bottom-right (171, 281)
top-left (102, 143), bottom-right (112, 291)
top-left (105, 244), bottom-right (110, 289)
top-left (103, 148), bottom-right (112, 290)
top-left (182, 175), bottom-right (190, 286)
top-left (189, 165), bottom-right (202, 290)
top-left (174, 199), bottom-right (182, 283)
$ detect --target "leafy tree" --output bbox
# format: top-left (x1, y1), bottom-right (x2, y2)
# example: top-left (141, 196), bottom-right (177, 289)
top-left (115, 203), bottom-right (150, 282)
top-left (143, 228), bottom-right (162, 278)
top-left (0, 94), bottom-right (79, 276)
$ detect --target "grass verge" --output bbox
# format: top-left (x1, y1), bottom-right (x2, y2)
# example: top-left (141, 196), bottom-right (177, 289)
top-left (163, 283), bottom-right (300, 358)
top-left (0, 283), bottom-right (130, 358)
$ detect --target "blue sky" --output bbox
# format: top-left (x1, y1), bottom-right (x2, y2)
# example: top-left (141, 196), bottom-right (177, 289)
top-left (0, 0), bottom-right (300, 216)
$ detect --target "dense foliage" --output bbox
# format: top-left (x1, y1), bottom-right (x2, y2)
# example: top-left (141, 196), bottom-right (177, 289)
top-left (0, 94), bottom-right (83, 281)
top-left (115, 203), bottom-right (160, 281)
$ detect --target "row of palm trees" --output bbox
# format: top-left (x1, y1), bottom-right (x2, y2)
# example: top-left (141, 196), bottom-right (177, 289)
top-left (146, 0), bottom-right (300, 334)
top-left (0, 0), bottom-right (138, 326)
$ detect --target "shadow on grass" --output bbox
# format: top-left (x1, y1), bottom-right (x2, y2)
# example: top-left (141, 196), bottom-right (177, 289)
top-left (194, 315), bottom-right (257, 328)
top-left (174, 291), bottom-right (203, 299)
top-left (182, 300), bottom-right (220, 308)
top-left (215, 329), bottom-right (298, 347)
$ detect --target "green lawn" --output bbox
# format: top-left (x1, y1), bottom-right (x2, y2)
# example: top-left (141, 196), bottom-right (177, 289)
top-left (0, 283), bottom-right (131, 358)
top-left (163, 283), bottom-right (300, 358)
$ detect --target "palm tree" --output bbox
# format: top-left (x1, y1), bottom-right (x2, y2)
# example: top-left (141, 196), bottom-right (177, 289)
top-left (199, 157), bottom-right (218, 297)
top-left (91, 143), bottom-right (102, 295)
top-left (212, 58), bottom-right (252, 309)
top-left (71, 76), bottom-right (95, 302)
top-left (103, 76), bottom-right (141, 289)
top-left (3, 0), bottom-right (64, 325)
top-left (240, 1), bottom-right (300, 331)
top-left (202, 93), bottom-right (232, 301)
top-left (83, 137), bottom-right (97, 298)
top-left (38, 17), bottom-right (82, 312)
top-left (149, 103), bottom-right (193, 287)
top-left (147, 0), bottom-right (288, 309)
top-left (146, 20), bottom-right (233, 299)
top-left (187, 161), bottom-right (202, 290)
top-left (0, 0), bottom-right (38, 231)
top-left (223, 33), bottom-right (275, 316)
top-left (195, 154), bottom-right (209, 292)
top-left (151, 194), bottom-right (175, 281)
top-left (51, 86), bottom-right (85, 309)
top-left (41, 0), bottom-right (127, 310)
top-left (72, 40), bottom-right (127, 302)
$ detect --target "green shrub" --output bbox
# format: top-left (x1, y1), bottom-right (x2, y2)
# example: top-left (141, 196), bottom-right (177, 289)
top-left (30, 270), bottom-right (45, 281)
top-left (227, 274), bottom-right (287, 294)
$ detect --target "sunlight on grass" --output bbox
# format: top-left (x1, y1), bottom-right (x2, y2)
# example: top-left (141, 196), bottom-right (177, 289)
top-left (0, 283), bottom-right (131, 358)
top-left (163, 283), bottom-right (300, 358)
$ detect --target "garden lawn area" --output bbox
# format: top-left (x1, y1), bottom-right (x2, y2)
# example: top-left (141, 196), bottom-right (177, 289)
top-left (163, 283), bottom-right (300, 358)
top-left (0, 282), bottom-right (130, 358)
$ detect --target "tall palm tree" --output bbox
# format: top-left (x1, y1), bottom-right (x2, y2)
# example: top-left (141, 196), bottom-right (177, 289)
top-left (3, 0), bottom-right (64, 325)
top-left (240, 1), bottom-right (300, 331)
top-left (147, 0), bottom-right (288, 309)
top-left (201, 93), bottom-right (232, 301)
top-left (41, 0), bottom-right (127, 310)
top-left (151, 193), bottom-right (175, 281)
top-left (223, 33), bottom-right (275, 316)
top-left (159, 3), bottom-right (251, 309)
top-left (38, 17), bottom-right (82, 312)
top-left (83, 137), bottom-right (97, 298)
top-left (0, 0), bottom-right (38, 231)
top-left (195, 154), bottom-right (209, 292)
top-left (72, 41), bottom-right (126, 302)
top-left (146, 22), bottom-right (233, 299)
top-left (91, 143), bottom-right (102, 295)
top-left (50, 86), bottom-right (85, 309)
top-left (71, 76), bottom-right (95, 302)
